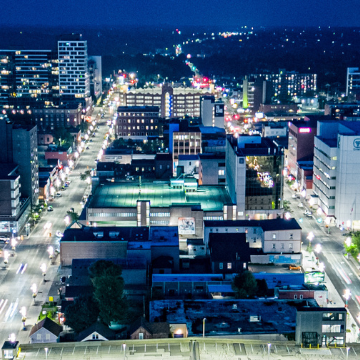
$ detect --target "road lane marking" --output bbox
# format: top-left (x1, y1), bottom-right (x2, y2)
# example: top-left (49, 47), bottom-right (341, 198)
top-left (21, 263), bottom-right (27, 274)
top-left (16, 264), bottom-right (23, 274)
top-left (336, 267), bottom-right (352, 284)
top-left (0, 299), bottom-right (8, 315)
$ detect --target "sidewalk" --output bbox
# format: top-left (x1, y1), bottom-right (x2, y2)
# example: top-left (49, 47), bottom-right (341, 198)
top-left (302, 249), bottom-right (359, 343)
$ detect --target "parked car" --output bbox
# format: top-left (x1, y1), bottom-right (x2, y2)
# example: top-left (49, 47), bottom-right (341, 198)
top-left (298, 203), bottom-right (304, 208)
top-left (126, 175), bottom-right (135, 181)
top-left (0, 236), bottom-right (10, 243)
top-left (47, 206), bottom-right (54, 212)
top-left (55, 193), bottom-right (62, 197)
top-left (289, 264), bottom-right (301, 271)
top-left (86, 146), bottom-right (90, 150)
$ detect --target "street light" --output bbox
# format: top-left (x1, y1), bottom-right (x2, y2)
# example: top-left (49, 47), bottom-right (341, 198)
top-left (347, 347), bottom-right (350, 360)
top-left (314, 244), bottom-right (322, 254)
top-left (31, 283), bottom-right (37, 303)
top-left (20, 307), bottom-right (26, 330)
top-left (346, 237), bottom-right (352, 248)
top-left (47, 246), bottom-right (54, 259)
top-left (40, 263), bottom-right (47, 283)
top-left (344, 289), bottom-right (351, 308)
top-left (203, 318), bottom-right (206, 338)
top-left (319, 262), bottom-right (325, 272)
top-left (307, 232), bottom-right (314, 247)
top-left (4, 250), bottom-right (9, 267)
top-left (11, 237), bottom-right (17, 251)
top-left (123, 343), bottom-right (126, 360)
top-left (45, 348), bottom-right (48, 360)
top-left (267, 343), bottom-right (271, 360)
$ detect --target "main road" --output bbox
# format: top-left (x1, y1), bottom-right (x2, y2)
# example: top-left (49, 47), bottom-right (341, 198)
top-left (285, 185), bottom-right (360, 331)
top-left (0, 105), bottom-right (113, 344)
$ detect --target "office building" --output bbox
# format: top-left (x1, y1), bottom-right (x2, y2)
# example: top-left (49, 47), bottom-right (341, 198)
top-left (0, 120), bottom-right (38, 206)
top-left (116, 106), bottom-right (160, 140)
top-left (88, 56), bottom-right (102, 102)
top-left (169, 121), bottom-right (202, 174)
top-left (242, 76), bottom-right (272, 112)
top-left (313, 121), bottom-right (360, 229)
top-left (58, 34), bottom-right (92, 111)
top-left (287, 118), bottom-right (317, 179)
top-left (0, 164), bottom-right (31, 234)
top-left (296, 307), bottom-right (346, 347)
top-left (119, 83), bottom-right (211, 118)
top-left (324, 102), bottom-right (360, 120)
top-left (200, 96), bottom-right (224, 128)
top-left (0, 49), bottom-right (58, 110)
top-left (226, 135), bottom-right (284, 220)
top-left (346, 67), bottom-right (360, 99)
top-left (198, 153), bottom-right (226, 185)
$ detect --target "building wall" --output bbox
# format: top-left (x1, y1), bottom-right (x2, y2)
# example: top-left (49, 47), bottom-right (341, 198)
top-left (198, 157), bottom-right (226, 185)
top-left (80, 332), bottom-right (109, 342)
top-left (30, 328), bottom-right (58, 344)
top-left (295, 310), bottom-right (346, 346)
top-left (0, 176), bottom-right (20, 216)
top-left (262, 229), bottom-right (301, 253)
top-left (60, 241), bottom-right (128, 266)
top-left (130, 327), bottom-right (152, 340)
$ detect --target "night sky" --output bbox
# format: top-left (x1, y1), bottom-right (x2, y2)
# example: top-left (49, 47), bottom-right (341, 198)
top-left (1, 0), bottom-right (360, 28)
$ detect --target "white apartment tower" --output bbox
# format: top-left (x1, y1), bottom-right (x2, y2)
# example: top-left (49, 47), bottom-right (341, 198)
top-left (58, 34), bottom-right (92, 111)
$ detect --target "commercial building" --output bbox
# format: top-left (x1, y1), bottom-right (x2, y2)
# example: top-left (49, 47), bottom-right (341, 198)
top-left (116, 106), bottom-right (160, 140)
top-left (119, 83), bottom-right (211, 118)
top-left (313, 121), bottom-right (360, 228)
top-left (204, 218), bottom-right (302, 259)
top-left (295, 307), bottom-right (346, 347)
top-left (287, 118), bottom-right (317, 179)
top-left (0, 120), bottom-right (39, 206)
top-left (198, 153), bottom-right (226, 185)
top-left (0, 164), bottom-right (31, 234)
top-left (226, 135), bottom-right (284, 220)
top-left (88, 56), bottom-right (102, 102)
top-left (82, 182), bottom-right (233, 238)
top-left (346, 67), bottom-right (360, 99)
top-left (60, 226), bottom-right (179, 268)
top-left (0, 49), bottom-right (58, 110)
top-left (200, 96), bottom-right (224, 128)
top-left (324, 102), bottom-right (360, 120)
top-left (261, 122), bottom-right (288, 138)
top-left (32, 103), bottom-right (82, 130)
top-left (58, 34), bottom-right (92, 111)
top-left (169, 121), bottom-right (202, 174)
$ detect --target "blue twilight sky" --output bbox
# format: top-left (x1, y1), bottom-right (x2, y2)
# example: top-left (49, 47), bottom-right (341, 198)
top-left (1, 0), bottom-right (359, 28)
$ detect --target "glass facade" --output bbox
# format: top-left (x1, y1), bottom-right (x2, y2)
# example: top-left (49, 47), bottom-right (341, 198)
top-left (245, 154), bottom-right (283, 210)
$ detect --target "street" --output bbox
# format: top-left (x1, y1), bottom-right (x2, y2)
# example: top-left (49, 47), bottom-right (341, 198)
top-left (0, 106), bottom-right (112, 344)
top-left (284, 185), bottom-right (360, 339)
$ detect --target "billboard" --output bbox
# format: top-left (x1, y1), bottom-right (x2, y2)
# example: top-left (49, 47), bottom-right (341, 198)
top-left (215, 104), bottom-right (224, 117)
top-left (305, 271), bottom-right (325, 284)
top-left (178, 217), bottom-right (195, 235)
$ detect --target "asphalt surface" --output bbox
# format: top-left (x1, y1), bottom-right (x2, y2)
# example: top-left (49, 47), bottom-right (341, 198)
top-left (0, 105), bottom-right (113, 344)
top-left (284, 185), bottom-right (360, 328)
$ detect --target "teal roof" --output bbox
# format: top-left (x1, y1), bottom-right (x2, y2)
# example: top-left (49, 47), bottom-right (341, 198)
top-left (89, 183), bottom-right (232, 211)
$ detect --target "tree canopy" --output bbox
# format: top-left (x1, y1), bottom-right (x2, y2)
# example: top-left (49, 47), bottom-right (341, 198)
top-left (64, 295), bottom-right (100, 334)
top-left (232, 271), bottom-right (258, 299)
top-left (88, 260), bottom-right (127, 325)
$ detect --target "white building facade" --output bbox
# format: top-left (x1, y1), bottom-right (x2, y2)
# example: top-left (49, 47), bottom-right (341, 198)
top-left (313, 121), bottom-right (360, 229)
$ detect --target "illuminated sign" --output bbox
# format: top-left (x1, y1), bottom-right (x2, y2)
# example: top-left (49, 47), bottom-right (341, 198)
top-left (305, 271), bottom-right (325, 284)
top-left (178, 217), bottom-right (195, 235)
top-left (299, 128), bottom-right (311, 133)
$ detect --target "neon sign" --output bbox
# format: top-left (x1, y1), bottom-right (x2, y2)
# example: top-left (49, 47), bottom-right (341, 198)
top-left (299, 128), bottom-right (311, 133)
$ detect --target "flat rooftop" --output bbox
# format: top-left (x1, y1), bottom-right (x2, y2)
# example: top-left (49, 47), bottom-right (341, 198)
top-left (89, 183), bottom-right (233, 211)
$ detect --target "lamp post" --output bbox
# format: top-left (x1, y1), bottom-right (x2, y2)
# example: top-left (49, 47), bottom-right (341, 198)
top-left (47, 246), bottom-right (54, 259)
top-left (45, 348), bottom-right (48, 360)
top-left (20, 307), bottom-right (26, 330)
top-left (123, 343), bottom-right (126, 360)
top-left (344, 289), bottom-right (351, 308)
top-left (31, 283), bottom-right (37, 303)
top-left (267, 343), bottom-right (271, 360)
top-left (307, 232), bottom-right (314, 248)
top-left (203, 318), bottom-right (206, 338)
top-left (4, 250), bottom-right (9, 268)
top-left (40, 263), bottom-right (47, 283)
top-left (347, 346), bottom-right (350, 360)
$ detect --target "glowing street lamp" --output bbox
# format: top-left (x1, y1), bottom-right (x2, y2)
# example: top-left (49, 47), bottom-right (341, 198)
top-left (11, 237), bottom-right (17, 250)
top-left (31, 283), bottom-right (37, 303)
top-left (47, 246), bottom-right (54, 259)
top-left (40, 263), bottom-right (47, 283)
top-left (267, 343), bottom-right (271, 360)
top-left (64, 216), bottom-right (70, 225)
top-left (344, 289), bottom-right (351, 308)
top-left (4, 250), bottom-right (9, 267)
top-left (20, 307), bottom-right (26, 330)
top-left (314, 244), bottom-right (322, 254)
top-left (74, 152), bottom-right (79, 159)
top-left (319, 262), bottom-right (325, 272)
top-left (202, 318), bottom-right (206, 338)
top-left (307, 232), bottom-right (314, 247)
top-left (346, 237), bottom-right (352, 248)
top-left (285, 212), bottom-right (291, 220)
top-left (317, 207), bottom-right (322, 216)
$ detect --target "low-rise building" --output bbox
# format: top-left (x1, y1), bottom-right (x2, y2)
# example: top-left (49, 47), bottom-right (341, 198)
top-left (295, 307), bottom-right (347, 347)
top-left (29, 318), bottom-right (63, 344)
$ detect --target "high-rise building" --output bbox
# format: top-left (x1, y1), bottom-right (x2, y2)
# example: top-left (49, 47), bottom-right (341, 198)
top-left (0, 49), bottom-right (58, 110)
top-left (88, 56), bottom-right (102, 102)
top-left (0, 119), bottom-right (38, 206)
top-left (346, 67), bottom-right (360, 99)
top-left (226, 135), bottom-right (284, 220)
top-left (58, 34), bottom-right (92, 111)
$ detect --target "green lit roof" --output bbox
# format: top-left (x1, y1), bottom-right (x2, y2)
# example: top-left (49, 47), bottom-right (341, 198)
top-left (89, 183), bottom-right (232, 211)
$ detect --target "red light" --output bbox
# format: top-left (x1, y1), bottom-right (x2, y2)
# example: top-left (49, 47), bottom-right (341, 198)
top-left (316, 175), bottom-right (320, 180)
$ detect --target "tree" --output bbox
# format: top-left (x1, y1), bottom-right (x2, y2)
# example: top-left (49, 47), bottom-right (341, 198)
top-left (64, 295), bottom-right (100, 333)
top-left (80, 170), bottom-right (91, 181)
top-left (66, 211), bottom-right (79, 223)
top-left (256, 279), bottom-right (269, 297)
top-left (232, 271), bottom-right (258, 299)
top-left (88, 260), bottom-right (128, 325)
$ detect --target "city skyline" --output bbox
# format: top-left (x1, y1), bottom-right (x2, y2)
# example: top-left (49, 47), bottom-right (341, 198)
top-left (1, 0), bottom-right (360, 28)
